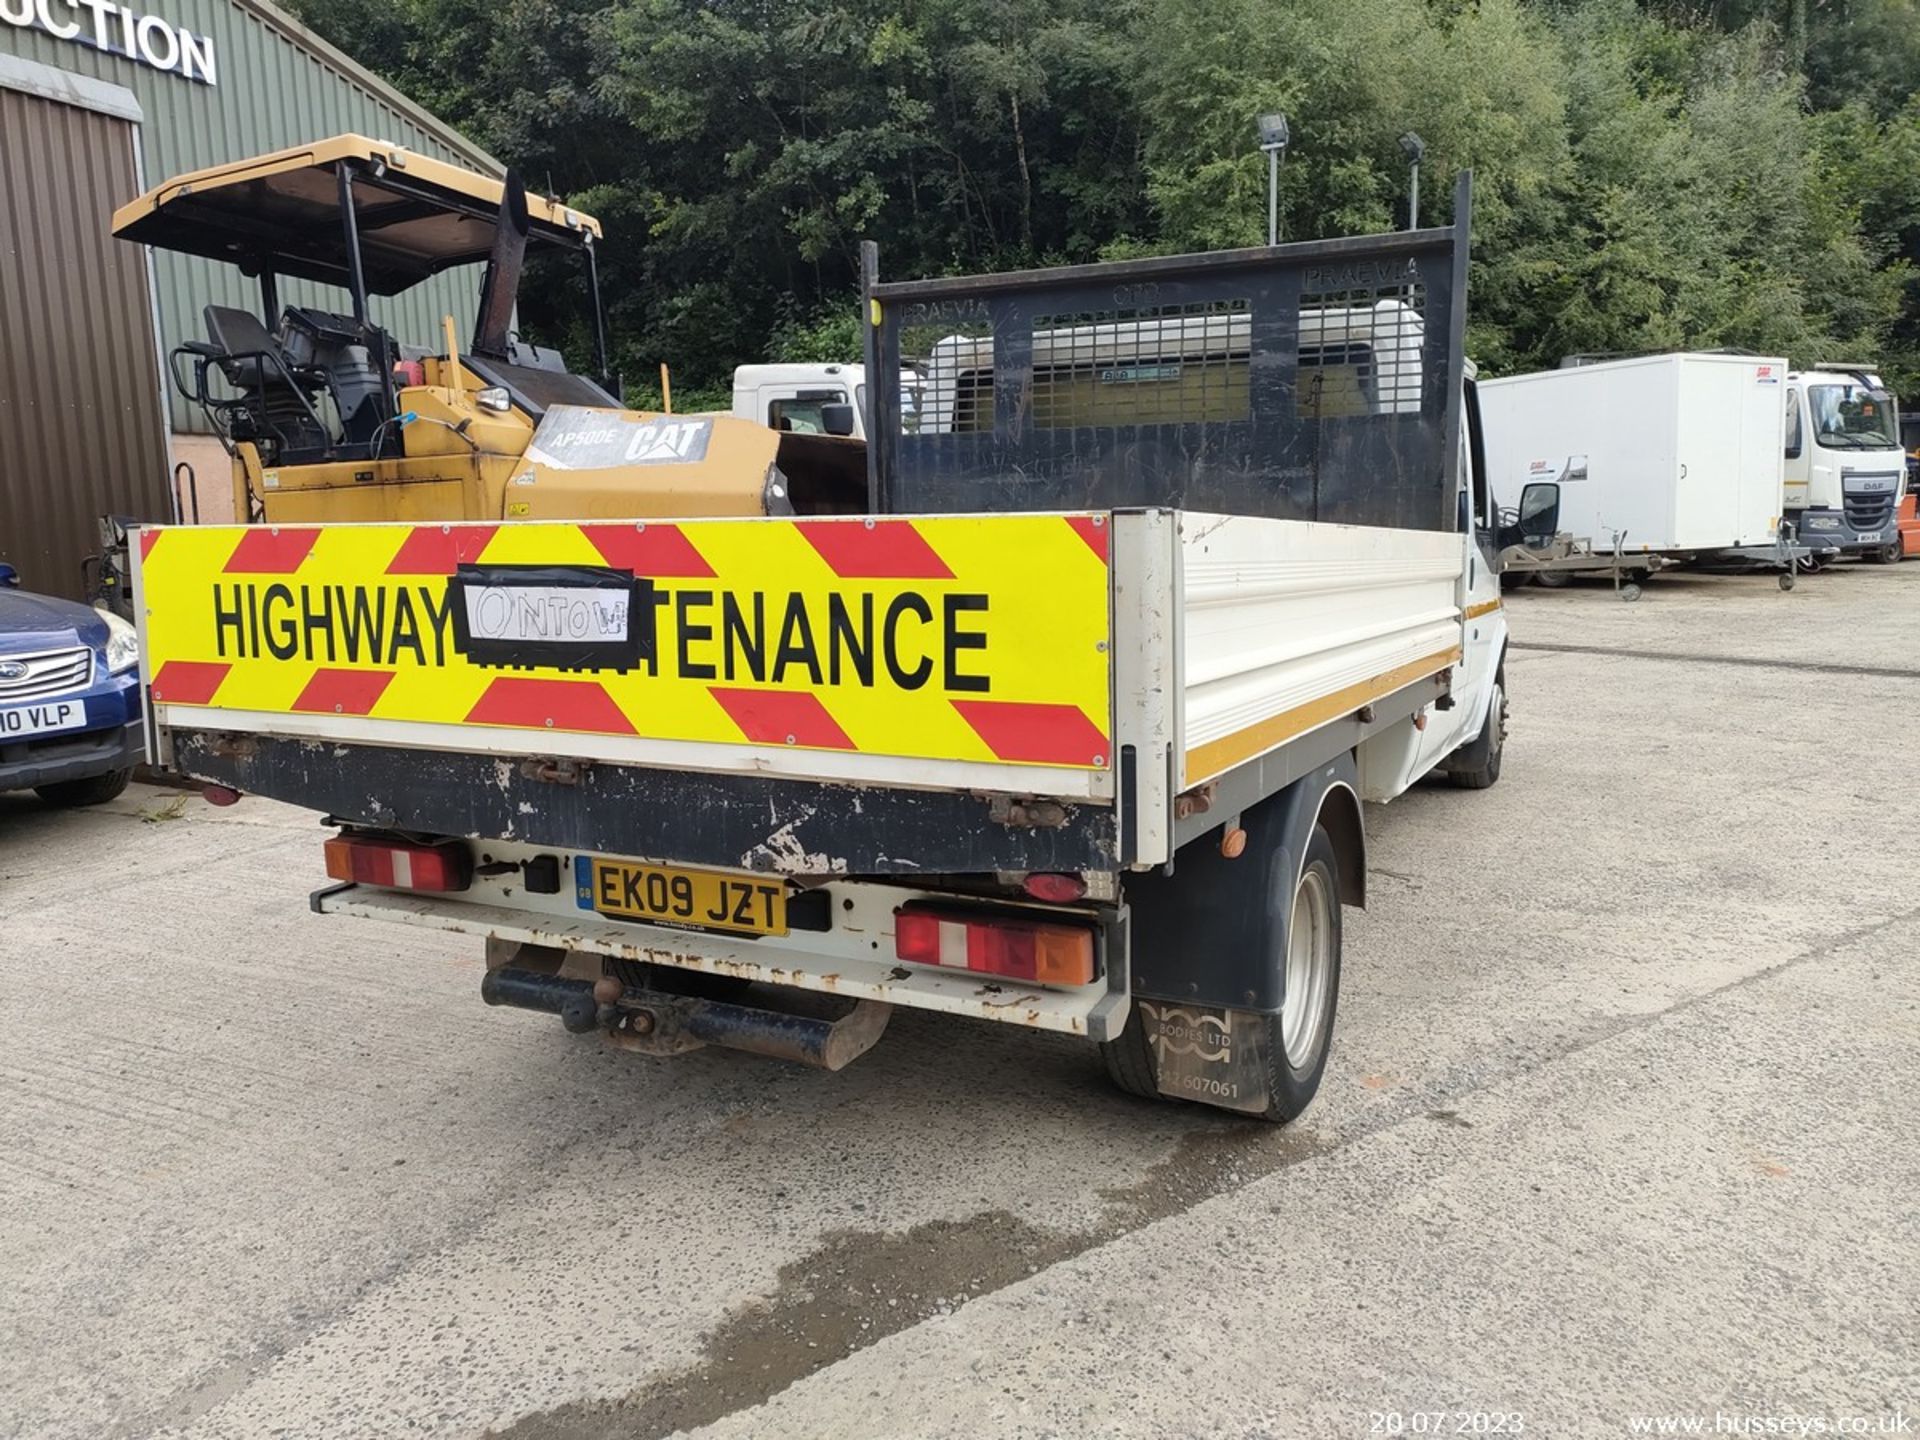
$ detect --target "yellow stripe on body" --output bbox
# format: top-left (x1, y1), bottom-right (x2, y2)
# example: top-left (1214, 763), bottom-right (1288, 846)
top-left (1183, 647), bottom-right (1463, 783)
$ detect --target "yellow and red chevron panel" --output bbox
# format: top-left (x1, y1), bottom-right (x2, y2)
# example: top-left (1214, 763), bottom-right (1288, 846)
top-left (138, 515), bottom-right (1114, 770)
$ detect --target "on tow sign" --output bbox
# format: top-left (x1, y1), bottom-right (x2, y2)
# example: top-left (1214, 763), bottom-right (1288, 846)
top-left (136, 515), bottom-right (1115, 771)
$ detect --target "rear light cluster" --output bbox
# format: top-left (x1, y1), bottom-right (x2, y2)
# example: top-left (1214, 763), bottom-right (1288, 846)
top-left (324, 835), bottom-right (472, 892)
top-left (894, 905), bottom-right (1097, 986)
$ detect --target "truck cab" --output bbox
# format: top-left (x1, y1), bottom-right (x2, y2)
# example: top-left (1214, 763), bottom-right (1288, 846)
top-left (1783, 369), bottom-right (1907, 559)
top-left (730, 363), bottom-right (923, 441)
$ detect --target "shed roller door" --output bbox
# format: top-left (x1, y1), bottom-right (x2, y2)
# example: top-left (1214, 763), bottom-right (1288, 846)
top-left (0, 87), bottom-right (170, 600)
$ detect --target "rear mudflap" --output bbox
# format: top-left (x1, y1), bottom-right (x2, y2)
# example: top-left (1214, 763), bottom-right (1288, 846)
top-left (1135, 1002), bottom-right (1272, 1116)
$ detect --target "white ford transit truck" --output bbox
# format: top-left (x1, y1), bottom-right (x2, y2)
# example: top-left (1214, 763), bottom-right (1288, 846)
top-left (132, 175), bottom-right (1508, 1123)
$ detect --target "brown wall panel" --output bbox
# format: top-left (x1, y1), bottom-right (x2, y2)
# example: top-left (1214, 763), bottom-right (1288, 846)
top-left (0, 86), bottom-right (170, 600)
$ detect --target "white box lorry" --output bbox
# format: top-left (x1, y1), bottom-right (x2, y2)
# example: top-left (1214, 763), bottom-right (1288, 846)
top-left (132, 178), bottom-right (1509, 1124)
top-left (1478, 352), bottom-right (1792, 571)
top-left (1782, 367), bottom-right (1908, 563)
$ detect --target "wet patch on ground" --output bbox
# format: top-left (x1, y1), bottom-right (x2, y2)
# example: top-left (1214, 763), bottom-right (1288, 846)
top-left (491, 1123), bottom-right (1332, 1440)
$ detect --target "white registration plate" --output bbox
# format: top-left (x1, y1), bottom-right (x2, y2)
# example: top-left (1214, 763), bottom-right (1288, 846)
top-left (0, 700), bottom-right (87, 738)
top-left (1857, 531), bottom-right (1882, 544)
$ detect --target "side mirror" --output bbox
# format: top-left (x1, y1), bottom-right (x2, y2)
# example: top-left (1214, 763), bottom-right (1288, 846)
top-left (820, 403), bottom-right (856, 438)
top-left (1496, 482), bottom-right (1560, 551)
top-left (0, 563), bottom-right (18, 588)
top-left (1518, 481), bottom-right (1560, 542)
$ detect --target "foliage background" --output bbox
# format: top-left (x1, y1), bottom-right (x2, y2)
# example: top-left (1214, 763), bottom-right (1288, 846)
top-left (290, 0), bottom-right (1920, 404)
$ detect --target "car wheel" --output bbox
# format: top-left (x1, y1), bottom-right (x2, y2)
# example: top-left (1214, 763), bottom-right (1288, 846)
top-left (34, 768), bottom-right (133, 807)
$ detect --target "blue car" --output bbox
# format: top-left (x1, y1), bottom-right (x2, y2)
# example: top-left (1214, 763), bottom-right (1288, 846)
top-left (0, 563), bottom-right (145, 806)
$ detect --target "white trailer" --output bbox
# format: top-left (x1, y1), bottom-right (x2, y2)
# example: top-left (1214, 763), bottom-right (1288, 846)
top-left (1479, 353), bottom-right (1793, 580)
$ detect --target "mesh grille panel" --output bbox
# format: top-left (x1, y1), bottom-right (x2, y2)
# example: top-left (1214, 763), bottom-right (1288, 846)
top-left (865, 195), bottom-right (1469, 531)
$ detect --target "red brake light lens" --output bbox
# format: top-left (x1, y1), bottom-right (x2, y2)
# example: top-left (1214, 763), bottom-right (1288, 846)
top-left (893, 909), bottom-right (943, 962)
top-left (967, 923), bottom-right (1036, 980)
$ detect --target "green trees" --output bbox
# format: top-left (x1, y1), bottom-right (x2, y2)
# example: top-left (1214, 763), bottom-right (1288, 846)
top-left (289, 0), bottom-right (1920, 393)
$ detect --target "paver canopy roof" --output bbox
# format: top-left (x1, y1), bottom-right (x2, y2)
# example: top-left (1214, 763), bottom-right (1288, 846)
top-left (112, 133), bottom-right (601, 295)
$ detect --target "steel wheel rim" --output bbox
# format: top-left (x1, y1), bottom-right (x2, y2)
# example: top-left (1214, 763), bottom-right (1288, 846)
top-left (1489, 682), bottom-right (1506, 757)
top-left (1282, 864), bottom-right (1334, 1073)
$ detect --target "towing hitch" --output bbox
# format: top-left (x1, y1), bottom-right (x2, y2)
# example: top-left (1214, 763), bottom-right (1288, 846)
top-left (480, 967), bottom-right (892, 1072)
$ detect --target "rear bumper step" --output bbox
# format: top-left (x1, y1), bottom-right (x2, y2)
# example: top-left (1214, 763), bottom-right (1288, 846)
top-left (310, 883), bottom-right (1129, 1040)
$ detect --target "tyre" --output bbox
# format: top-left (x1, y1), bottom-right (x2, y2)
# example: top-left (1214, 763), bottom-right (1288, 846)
top-left (1446, 669), bottom-right (1506, 790)
top-left (1268, 829), bottom-right (1342, 1122)
top-left (1866, 542), bottom-right (1901, 565)
top-left (1532, 569), bottom-right (1572, 589)
top-left (34, 767), bottom-right (133, 807)
top-left (1099, 1008), bottom-right (1161, 1102)
top-left (1101, 825), bottom-right (1343, 1124)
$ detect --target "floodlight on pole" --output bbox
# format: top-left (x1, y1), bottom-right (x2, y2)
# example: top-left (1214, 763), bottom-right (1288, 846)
top-left (1257, 112), bottom-right (1289, 246)
top-left (1398, 131), bottom-right (1425, 230)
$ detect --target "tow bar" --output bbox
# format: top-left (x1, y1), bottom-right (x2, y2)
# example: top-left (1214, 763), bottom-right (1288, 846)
top-left (480, 967), bottom-right (892, 1072)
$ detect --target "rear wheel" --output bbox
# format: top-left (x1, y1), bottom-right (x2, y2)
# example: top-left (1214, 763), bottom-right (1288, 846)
top-left (1271, 836), bottom-right (1341, 1120)
top-left (1101, 824), bottom-right (1343, 1124)
top-left (34, 768), bottom-right (132, 807)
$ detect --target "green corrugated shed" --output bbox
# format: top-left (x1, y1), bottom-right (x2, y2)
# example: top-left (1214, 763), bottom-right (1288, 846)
top-left (1, 0), bottom-right (499, 434)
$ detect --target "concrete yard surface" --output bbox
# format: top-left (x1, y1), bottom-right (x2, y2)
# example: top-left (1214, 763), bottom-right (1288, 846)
top-left (2, 561), bottom-right (1916, 1439)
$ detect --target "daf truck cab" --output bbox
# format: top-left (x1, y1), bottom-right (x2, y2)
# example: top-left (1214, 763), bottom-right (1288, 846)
top-left (1784, 369), bottom-right (1907, 561)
